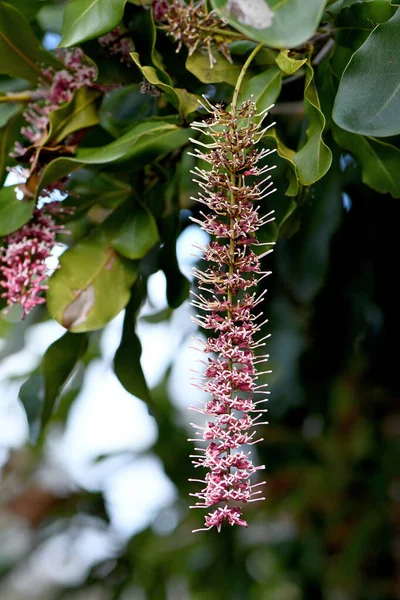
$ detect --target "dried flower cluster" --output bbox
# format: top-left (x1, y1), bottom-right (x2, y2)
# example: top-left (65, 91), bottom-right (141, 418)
top-left (98, 26), bottom-right (134, 65)
top-left (14, 48), bottom-right (97, 158)
top-left (0, 205), bottom-right (65, 318)
top-left (153, 0), bottom-right (233, 67)
top-left (188, 98), bottom-right (276, 532)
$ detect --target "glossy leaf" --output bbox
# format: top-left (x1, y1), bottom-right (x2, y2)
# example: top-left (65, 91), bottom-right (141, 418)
top-left (333, 10), bottom-right (400, 137)
top-left (114, 282), bottom-right (150, 403)
top-left (36, 121), bottom-right (191, 198)
top-left (41, 332), bottom-right (88, 430)
top-left (334, 1), bottom-right (396, 49)
top-left (18, 372), bottom-right (44, 440)
top-left (275, 50), bottom-right (307, 75)
top-left (333, 124), bottom-right (400, 198)
top-left (326, 0), bottom-right (392, 17)
top-left (10, 0), bottom-right (44, 20)
top-left (211, 0), bottom-right (327, 48)
top-left (160, 212), bottom-right (190, 309)
top-left (112, 202), bottom-right (160, 260)
top-left (294, 62), bottom-right (332, 186)
top-left (185, 52), bottom-right (241, 86)
top-left (0, 96), bottom-right (21, 128)
top-left (130, 52), bottom-right (200, 119)
top-left (99, 84), bottom-right (155, 138)
top-left (0, 186), bottom-right (34, 236)
top-left (46, 88), bottom-right (101, 144)
top-left (265, 128), bottom-right (299, 196)
top-left (237, 66), bottom-right (282, 114)
top-left (281, 152), bottom-right (343, 302)
top-left (0, 111), bottom-right (24, 185)
top-left (66, 170), bottom-right (132, 214)
top-left (47, 212), bottom-right (139, 332)
top-left (0, 2), bottom-right (58, 82)
top-left (60, 0), bottom-right (127, 47)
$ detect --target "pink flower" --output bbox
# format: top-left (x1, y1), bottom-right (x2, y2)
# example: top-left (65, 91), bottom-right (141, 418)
top-left (152, 0), bottom-right (169, 21)
top-left (14, 48), bottom-right (97, 157)
top-left (0, 205), bottom-right (64, 318)
top-left (98, 27), bottom-right (134, 65)
top-left (189, 98), bottom-right (276, 532)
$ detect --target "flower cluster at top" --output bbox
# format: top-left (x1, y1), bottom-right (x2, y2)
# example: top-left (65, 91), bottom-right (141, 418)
top-left (14, 48), bottom-right (97, 158)
top-left (152, 0), bottom-right (233, 67)
top-left (0, 205), bottom-right (65, 318)
top-left (98, 26), bottom-right (134, 65)
top-left (188, 97), bottom-right (276, 532)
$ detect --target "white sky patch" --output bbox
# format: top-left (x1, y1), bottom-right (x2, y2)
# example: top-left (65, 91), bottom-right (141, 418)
top-left (61, 363), bottom-right (158, 478)
top-left (176, 224), bottom-right (209, 281)
top-left (104, 455), bottom-right (177, 537)
top-left (5, 518), bottom-right (119, 596)
top-left (141, 270), bottom-right (168, 315)
top-left (0, 388), bottom-right (28, 450)
top-left (168, 330), bottom-right (207, 413)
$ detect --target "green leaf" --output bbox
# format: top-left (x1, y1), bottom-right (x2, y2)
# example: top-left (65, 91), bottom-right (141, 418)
top-left (0, 111), bottom-right (24, 185)
top-left (128, 8), bottom-right (170, 80)
top-left (281, 151), bottom-right (343, 301)
top-left (326, 0), bottom-right (393, 17)
top-left (264, 128), bottom-right (299, 196)
top-left (37, 4), bottom-right (66, 33)
top-left (0, 95), bottom-right (21, 128)
top-left (41, 332), bottom-right (88, 431)
top-left (66, 170), bottom-right (132, 214)
top-left (19, 372), bottom-right (44, 441)
top-left (47, 210), bottom-right (139, 332)
top-left (10, 0), bottom-right (43, 20)
top-left (36, 120), bottom-right (191, 198)
top-left (112, 202), bottom-right (159, 260)
top-left (334, 1), bottom-right (397, 49)
top-left (275, 49), bottom-right (307, 75)
top-left (60, 0), bottom-right (127, 47)
top-left (211, 0), bottom-right (327, 48)
top-left (160, 213), bottom-right (190, 309)
top-left (99, 84), bottom-right (155, 138)
top-left (185, 51), bottom-right (241, 86)
top-left (333, 10), bottom-right (400, 137)
top-left (0, 2), bottom-right (58, 83)
top-left (294, 62), bottom-right (332, 186)
top-left (0, 186), bottom-right (34, 236)
top-left (114, 281), bottom-right (150, 403)
top-left (237, 66), bottom-right (282, 115)
top-left (46, 88), bottom-right (101, 144)
top-left (333, 124), bottom-right (400, 198)
top-left (130, 52), bottom-right (200, 119)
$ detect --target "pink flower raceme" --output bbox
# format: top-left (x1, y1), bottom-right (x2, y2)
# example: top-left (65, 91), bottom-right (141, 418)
top-left (0, 205), bottom-right (65, 318)
top-left (14, 48), bottom-right (97, 156)
top-left (98, 27), bottom-right (134, 65)
top-left (188, 98), bottom-right (276, 532)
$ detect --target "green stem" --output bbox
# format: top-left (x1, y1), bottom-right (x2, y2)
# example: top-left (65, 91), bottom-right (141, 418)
top-left (0, 91), bottom-right (32, 103)
top-left (231, 43), bottom-right (264, 112)
top-left (198, 26), bottom-right (245, 40)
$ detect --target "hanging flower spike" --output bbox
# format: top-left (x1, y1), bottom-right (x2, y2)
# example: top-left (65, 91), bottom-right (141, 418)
top-left (188, 97), bottom-right (276, 532)
top-left (0, 205), bottom-right (65, 318)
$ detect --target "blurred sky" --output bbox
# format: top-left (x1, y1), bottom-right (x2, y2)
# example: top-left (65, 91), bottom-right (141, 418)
top-left (0, 222), bottom-right (209, 593)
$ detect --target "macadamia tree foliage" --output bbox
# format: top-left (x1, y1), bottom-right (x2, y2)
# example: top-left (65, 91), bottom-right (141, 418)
top-left (0, 0), bottom-right (399, 597)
